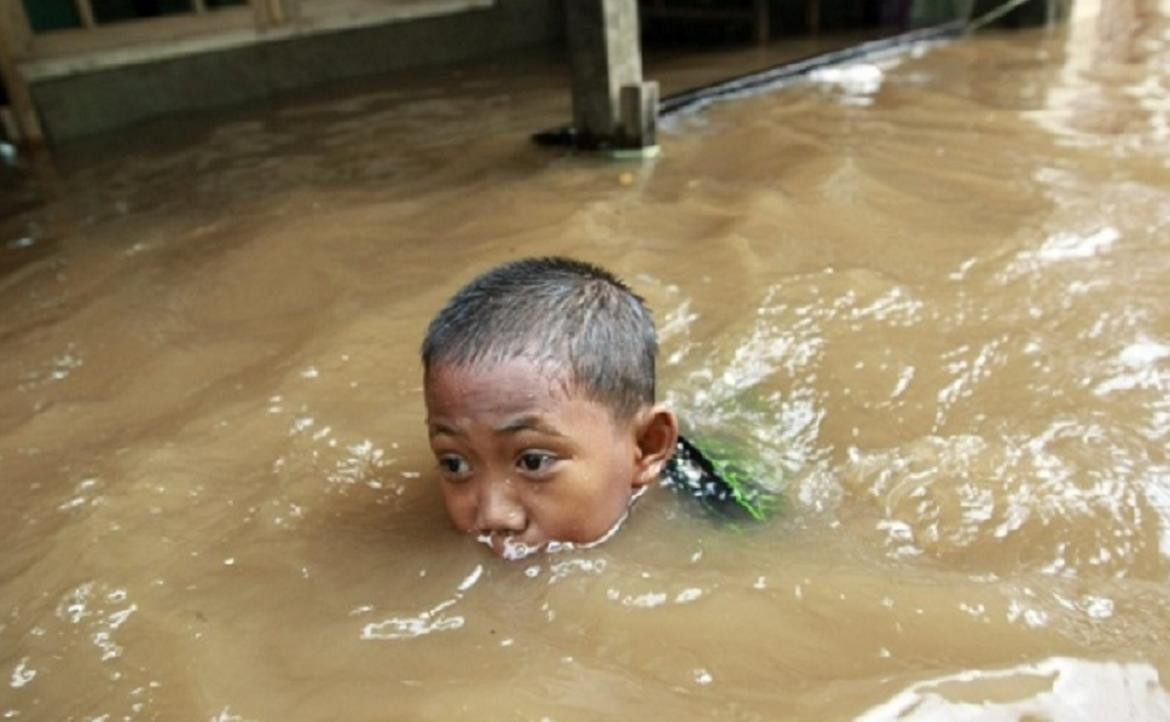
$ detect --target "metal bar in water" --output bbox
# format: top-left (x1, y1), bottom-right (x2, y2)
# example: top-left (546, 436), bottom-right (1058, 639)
top-left (658, 20), bottom-right (966, 116)
top-left (532, 20), bottom-right (966, 147)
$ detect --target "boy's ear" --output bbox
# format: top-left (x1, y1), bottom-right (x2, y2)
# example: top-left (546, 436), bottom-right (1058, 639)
top-left (632, 404), bottom-right (679, 488)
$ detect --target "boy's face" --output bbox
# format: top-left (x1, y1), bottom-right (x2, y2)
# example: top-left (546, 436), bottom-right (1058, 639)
top-left (424, 358), bottom-right (675, 558)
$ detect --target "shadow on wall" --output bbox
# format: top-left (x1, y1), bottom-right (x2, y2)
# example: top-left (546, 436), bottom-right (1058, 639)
top-left (638, 0), bottom-right (1057, 46)
top-left (639, 0), bottom-right (915, 46)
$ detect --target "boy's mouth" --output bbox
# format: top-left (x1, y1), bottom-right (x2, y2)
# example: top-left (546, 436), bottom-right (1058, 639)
top-left (476, 532), bottom-right (543, 560)
top-left (474, 486), bottom-right (648, 560)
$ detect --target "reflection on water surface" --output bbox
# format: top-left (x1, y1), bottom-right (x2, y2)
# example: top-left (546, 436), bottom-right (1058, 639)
top-left (3, 2), bottom-right (1170, 719)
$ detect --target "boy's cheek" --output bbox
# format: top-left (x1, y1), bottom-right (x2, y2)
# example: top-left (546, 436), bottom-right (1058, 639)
top-left (529, 489), bottom-right (624, 542)
top-left (439, 489), bottom-right (477, 532)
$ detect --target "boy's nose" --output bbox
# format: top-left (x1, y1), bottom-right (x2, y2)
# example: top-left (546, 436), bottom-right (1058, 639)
top-left (475, 478), bottom-right (526, 533)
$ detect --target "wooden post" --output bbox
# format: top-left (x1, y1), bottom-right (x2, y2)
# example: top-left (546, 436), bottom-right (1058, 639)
top-left (564, 0), bottom-right (649, 150)
top-left (0, 0), bottom-right (43, 144)
top-left (1, 0), bottom-right (30, 52)
top-left (253, 0), bottom-right (289, 26)
top-left (755, 0), bottom-right (770, 44)
top-left (73, 0), bottom-right (97, 30)
top-left (274, 0), bottom-right (296, 24)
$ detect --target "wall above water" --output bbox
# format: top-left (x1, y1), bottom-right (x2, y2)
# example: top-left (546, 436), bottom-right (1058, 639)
top-left (14, 0), bottom-right (563, 141)
top-left (3, 0), bottom-right (1061, 144)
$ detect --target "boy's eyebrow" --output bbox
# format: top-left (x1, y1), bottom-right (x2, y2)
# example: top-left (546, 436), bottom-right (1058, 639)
top-left (495, 415), bottom-right (566, 437)
top-left (429, 421), bottom-right (462, 438)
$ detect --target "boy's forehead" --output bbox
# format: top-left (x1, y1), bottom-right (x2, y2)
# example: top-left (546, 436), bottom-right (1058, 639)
top-left (424, 359), bottom-right (579, 416)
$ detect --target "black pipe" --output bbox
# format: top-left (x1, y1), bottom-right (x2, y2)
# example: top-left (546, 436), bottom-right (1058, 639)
top-left (532, 20), bottom-right (966, 148)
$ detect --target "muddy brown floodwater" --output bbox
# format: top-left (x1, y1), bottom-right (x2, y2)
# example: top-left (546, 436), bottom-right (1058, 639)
top-left (4, 1), bottom-right (1170, 719)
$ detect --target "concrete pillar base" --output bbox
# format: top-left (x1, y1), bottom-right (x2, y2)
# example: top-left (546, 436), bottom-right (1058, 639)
top-left (563, 0), bottom-right (657, 152)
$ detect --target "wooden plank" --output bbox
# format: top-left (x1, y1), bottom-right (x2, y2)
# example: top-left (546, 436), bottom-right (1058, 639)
top-left (293, 0), bottom-right (491, 33)
top-left (21, 0), bottom-right (493, 81)
top-left (0, 5), bottom-right (44, 143)
top-left (27, 6), bottom-right (254, 60)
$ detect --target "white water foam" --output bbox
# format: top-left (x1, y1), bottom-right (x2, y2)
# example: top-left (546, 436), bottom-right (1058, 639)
top-left (475, 485), bottom-right (647, 560)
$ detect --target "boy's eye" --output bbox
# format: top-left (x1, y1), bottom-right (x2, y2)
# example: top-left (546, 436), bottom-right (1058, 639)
top-left (437, 454), bottom-right (471, 478)
top-left (517, 452), bottom-right (557, 474)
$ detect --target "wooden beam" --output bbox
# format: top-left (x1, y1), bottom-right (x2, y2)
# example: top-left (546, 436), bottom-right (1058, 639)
top-left (0, 3), bottom-right (44, 143)
top-left (26, 7), bottom-right (253, 63)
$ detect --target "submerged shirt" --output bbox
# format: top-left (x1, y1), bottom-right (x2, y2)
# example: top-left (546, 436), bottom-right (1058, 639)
top-left (661, 435), bottom-right (778, 522)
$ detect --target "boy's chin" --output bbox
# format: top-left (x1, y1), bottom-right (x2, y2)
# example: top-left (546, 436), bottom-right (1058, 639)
top-left (475, 518), bottom-right (635, 561)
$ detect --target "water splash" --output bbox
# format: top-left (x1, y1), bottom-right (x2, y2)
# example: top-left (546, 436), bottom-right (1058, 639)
top-left (360, 564), bottom-right (483, 641)
top-left (475, 485), bottom-right (647, 560)
top-left (857, 657), bottom-right (1170, 721)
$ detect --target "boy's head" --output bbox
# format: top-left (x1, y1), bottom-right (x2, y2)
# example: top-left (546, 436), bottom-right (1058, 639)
top-left (422, 257), bottom-right (678, 558)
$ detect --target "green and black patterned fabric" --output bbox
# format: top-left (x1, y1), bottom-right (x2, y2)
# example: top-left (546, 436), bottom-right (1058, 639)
top-left (662, 434), bottom-right (779, 521)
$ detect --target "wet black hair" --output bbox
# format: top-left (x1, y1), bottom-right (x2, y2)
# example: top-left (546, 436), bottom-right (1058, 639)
top-left (421, 257), bottom-right (657, 419)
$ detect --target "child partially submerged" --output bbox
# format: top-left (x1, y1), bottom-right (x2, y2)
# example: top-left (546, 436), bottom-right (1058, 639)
top-left (422, 257), bottom-right (774, 559)
top-left (421, 257), bottom-right (679, 559)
